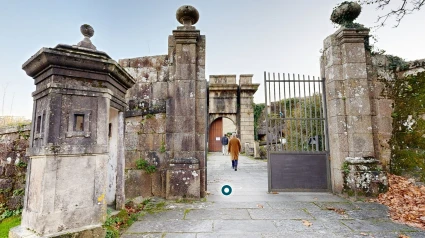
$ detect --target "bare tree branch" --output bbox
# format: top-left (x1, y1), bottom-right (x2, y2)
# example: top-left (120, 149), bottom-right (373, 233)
top-left (361, 0), bottom-right (424, 28)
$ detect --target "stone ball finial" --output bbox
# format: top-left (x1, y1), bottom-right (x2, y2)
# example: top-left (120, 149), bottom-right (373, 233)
top-left (80, 24), bottom-right (94, 38)
top-left (331, 1), bottom-right (362, 26)
top-left (76, 24), bottom-right (96, 50)
top-left (176, 5), bottom-right (199, 25)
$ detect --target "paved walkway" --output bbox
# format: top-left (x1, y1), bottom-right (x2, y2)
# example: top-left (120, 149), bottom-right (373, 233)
top-left (123, 153), bottom-right (425, 237)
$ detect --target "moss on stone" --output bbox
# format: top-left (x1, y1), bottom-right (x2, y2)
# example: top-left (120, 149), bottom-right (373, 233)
top-left (391, 71), bottom-right (425, 181)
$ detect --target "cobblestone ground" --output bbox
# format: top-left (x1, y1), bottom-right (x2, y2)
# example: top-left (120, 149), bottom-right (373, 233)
top-left (123, 152), bottom-right (425, 238)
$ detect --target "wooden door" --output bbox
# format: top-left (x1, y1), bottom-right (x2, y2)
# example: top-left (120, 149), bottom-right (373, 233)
top-left (208, 118), bottom-right (223, 152)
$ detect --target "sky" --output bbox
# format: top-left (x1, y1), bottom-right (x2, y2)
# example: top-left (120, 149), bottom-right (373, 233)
top-left (0, 0), bottom-right (424, 119)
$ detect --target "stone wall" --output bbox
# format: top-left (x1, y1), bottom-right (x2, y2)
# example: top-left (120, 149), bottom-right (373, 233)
top-left (0, 124), bottom-right (30, 214)
top-left (385, 59), bottom-right (425, 181)
top-left (119, 56), bottom-right (169, 199)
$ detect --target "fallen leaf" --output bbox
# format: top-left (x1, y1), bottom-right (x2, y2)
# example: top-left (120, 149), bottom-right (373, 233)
top-left (302, 219), bottom-right (312, 227)
top-left (377, 174), bottom-right (425, 229)
top-left (326, 206), bottom-right (346, 215)
top-left (399, 234), bottom-right (410, 238)
top-left (257, 204), bottom-right (264, 208)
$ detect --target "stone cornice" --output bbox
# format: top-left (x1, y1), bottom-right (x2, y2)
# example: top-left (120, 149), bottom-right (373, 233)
top-left (240, 84), bottom-right (260, 92)
top-left (208, 84), bottom-right (238, 91)
top-left (22, 44), bottom-right (135, 90)
top-left (335, 27), bottom-right (370, 44)
top-left (172, 30), bottom-right (201, 44)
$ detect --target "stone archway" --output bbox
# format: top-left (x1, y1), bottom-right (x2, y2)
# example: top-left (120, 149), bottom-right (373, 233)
top-left (208, 117), bottom-right (237, 152)
top-left (208, 75), bottom-right (259, 153)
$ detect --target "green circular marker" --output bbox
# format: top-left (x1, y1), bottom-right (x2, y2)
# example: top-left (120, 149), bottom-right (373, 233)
top-left (221, 185), bottom-right (232, 196)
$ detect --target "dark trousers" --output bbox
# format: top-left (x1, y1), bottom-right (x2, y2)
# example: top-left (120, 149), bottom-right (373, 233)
top-left (232, 160), bottom-right (238, 168)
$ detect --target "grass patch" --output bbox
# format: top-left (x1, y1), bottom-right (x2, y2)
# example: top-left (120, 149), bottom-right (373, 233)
top-left (0, 216), bottom-right (21, 237)
top-left (104, 199), bottom-right (167, 237)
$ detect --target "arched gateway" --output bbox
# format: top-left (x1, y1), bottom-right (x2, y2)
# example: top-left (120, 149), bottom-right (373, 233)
top-left (208, 75), bottom-right (259, 153)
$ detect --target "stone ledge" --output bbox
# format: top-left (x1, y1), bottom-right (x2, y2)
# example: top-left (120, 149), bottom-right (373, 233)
top-left (9, 224), bottom-right (105, 238)
top-left (345, 157), bottom-right (378, 164)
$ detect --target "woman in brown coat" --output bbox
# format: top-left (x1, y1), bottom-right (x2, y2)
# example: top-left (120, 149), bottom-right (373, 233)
top-left (228, 133), bottom-right (241, 171)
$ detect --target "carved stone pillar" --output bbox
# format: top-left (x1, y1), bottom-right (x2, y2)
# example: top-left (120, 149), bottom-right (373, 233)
top-left (166, 5), bottom-right (207, 199)
top-left (10, 25), bottom-right (135, 237)
top-left (322, 2), bottom-right (375, 193)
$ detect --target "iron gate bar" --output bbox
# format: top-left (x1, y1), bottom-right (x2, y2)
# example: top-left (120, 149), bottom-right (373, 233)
top-left (264, 72), bottom-right (330, 192)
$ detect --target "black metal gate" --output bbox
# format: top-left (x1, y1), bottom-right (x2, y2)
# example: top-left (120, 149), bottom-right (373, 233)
top-left (264, 72), bottom-right (330, 192)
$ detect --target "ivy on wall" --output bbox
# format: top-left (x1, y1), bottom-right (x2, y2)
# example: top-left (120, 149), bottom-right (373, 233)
top-left (390, 71), bottom-right (425, 181)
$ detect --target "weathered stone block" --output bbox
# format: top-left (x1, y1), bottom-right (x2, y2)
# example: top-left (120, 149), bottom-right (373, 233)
top-left (343, 157), bottom-right (387, 197)
top-left (196, 82), bottom-right (207, 99)
top-left (174, 97), bottom-right (195, 117)
top-left (10, 225), bottom-right (106, 238)
top-left (375, 99), bottom-right (394, 117)
top-left (346, 116), bottom-right (373, 134)
top-left (166, 158), bottom-right (200, 199)
top-left (174, 116), bottom-right (195, 133)
top-left (152, 82), bottom-right (168, 100)
top-left (125, 169), bottom-right (152, 199)
top-left (325, 65), bottom-right (343, 82)
top-left (195, 134), bottom-right (205, 151)
top-left (343, 63), bottom-right (367, 80)
top-left (328, 116), bottom-right (348, 134)
top-left (151, 171), bottom-right (163, 197)
top-left (196, 98), bottom-right (207, 117)
top-left (175, 63), bottom-right (197, 80)
top-left (175, 80), bottom-right (196, 98)
top-left (125, 150), bottom-right (140, 169)
top-left (328, 98), bottom-right (346, 117)
top-left (328, 132), bottom-right (349, 153)
top-left (173, 133), bottom-right (195, 152)
top-left (139, 134), bottom-right (155, 151)
top-left (195, 116), bottom-right (206, 135)
top-left (341, 43), bottom-right (366, 64)
top-left (375, 117), bottom-right (393, 135)
top-left (346, 97), bottom-right (372, 116)
top-left (345, 79), bottom-right (369, 98)
top-left (165, 133), bottom-right (174, 151)
top-left (347, 133), bottom-right (374, 156)
top-left (325, 45), bottom-right (342, 68)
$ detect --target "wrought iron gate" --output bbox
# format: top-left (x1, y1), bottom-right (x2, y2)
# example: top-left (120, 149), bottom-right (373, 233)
top-left (264, 72), bottom-right (330, 192)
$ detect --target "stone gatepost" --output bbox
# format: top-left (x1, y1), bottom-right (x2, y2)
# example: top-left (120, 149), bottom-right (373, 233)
top-left (166, 6), bottom-right (207, 199)
top-left (10, 25), bottom-right (135, 237)
top-left (321, 2), bottom-right (375, 193)
top-left (239, 75), bottom-right (259, 154)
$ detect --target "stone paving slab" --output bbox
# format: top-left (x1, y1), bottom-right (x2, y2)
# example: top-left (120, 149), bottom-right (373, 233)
top-left (248, 208), bottom-right (313, 220)
top-left (196, 233), bottom-right (264, 238)
top-left (314, 201), bottom-right (362, 210)
top-left (125, 220), bottom-right (213, 233)
top-left (185, 209), bottom-right (251, 220)
top-left (124, 153), bottom-right (425, 237)
top-left (266, 201), bottom-right (322, 211)
top-left (137, 209), bottom-right (185, 221)
top-left (213, 220), bottom-right (278, 233)
top-left (346, 209), bottom-right (391, 220)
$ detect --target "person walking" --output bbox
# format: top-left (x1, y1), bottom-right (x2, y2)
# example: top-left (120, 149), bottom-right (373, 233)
top-left (228, 133), bottom-right (241, 171)
top-left (221, 134), bottom-right (229, 155)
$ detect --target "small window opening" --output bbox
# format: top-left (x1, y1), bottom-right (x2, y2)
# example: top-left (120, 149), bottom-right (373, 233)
top-left (41, 111), bottom-right (46, 133)
top-left (36, 116), bottom-right (42, 133)
top-left (108, 123), bottom-right (112, 137)
top-left (74, 114), bottom-right (85, 131)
